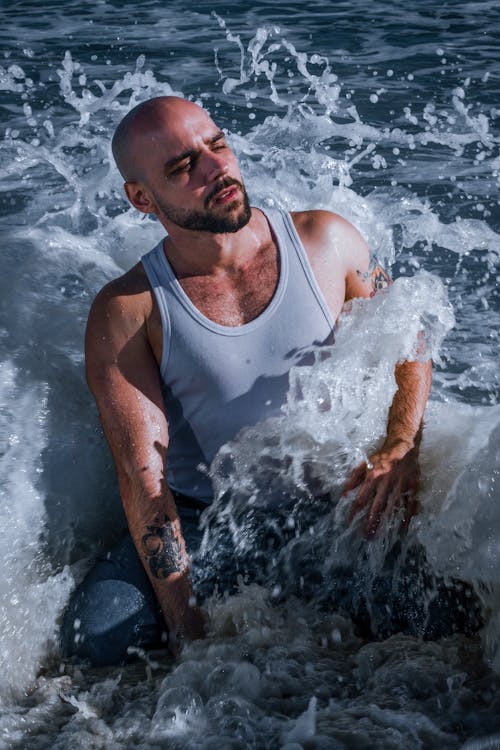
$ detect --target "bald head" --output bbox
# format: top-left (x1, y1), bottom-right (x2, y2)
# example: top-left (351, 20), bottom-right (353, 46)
top-left (111, 96), bottom-right (212, 182)
top-left (111, 96), bottom-right (249, 233)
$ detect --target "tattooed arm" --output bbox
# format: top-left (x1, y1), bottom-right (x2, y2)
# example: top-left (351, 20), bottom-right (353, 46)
top-left (141, 517), bottom-right (184, 579)
top-left (85, 268), bottom-right (205, 651)
top-left (353, 262), bottom-right (392, 296)
top-left (344, 255), bottom-right (432, 536)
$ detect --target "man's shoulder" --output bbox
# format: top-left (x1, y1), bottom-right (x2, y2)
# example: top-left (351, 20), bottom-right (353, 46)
top-left (291, 208), bottom-right (348, 234)
top-left (93, 262), bottom-right (151, 309)
top-left (87, 261), bottom-right (155, 336)
top-left (290, 209), bottom-right (369, 269)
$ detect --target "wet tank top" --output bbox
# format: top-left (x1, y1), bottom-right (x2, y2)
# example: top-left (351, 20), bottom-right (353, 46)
top-left (141, 206), bottom-right (335, 504)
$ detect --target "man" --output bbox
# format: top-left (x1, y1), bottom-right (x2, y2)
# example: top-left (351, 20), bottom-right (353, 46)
top-left (61, 96), bottom-right (432, 666)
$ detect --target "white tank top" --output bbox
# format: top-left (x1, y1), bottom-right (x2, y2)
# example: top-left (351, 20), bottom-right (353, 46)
top-left (141, 207), bottom-right (335, 503)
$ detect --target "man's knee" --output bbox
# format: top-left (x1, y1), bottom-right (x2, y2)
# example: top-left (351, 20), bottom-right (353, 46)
top-left (61, 577), bottom-right (164, 667)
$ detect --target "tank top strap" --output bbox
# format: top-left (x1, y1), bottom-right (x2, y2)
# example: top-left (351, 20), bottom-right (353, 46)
top-left (141, 240), bottom-right (172, 380)
top-left (260, 206), bottom-right (335, 329)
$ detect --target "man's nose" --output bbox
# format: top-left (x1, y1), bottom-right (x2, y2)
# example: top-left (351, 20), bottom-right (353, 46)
top-left (204, 150), bottom-right (229, 182)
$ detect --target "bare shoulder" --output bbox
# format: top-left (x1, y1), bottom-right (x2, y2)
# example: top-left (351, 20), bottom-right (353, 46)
top-left (290, 209), bottom-right (391, 304)
top-left (87, 262), bottom-right (153, 338)
top-left (85, 258), bottom-right (166, 429)
top-left (291, 209), bottom-right (369, 271)
top-left (85, 260), bottom-right (159, 385)
top-left (291, 208), bottom-right (355, 237)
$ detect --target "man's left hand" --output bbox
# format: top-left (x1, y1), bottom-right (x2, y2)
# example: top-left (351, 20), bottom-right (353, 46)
top-left (343, 440), bottom-right (420, 538)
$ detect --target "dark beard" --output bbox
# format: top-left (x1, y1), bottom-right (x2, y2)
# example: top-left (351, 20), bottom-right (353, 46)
top-left (153, 178), bottom-right (252, 234)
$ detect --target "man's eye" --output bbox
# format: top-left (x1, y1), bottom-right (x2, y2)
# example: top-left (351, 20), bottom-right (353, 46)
top-left (171, 161), bottom-right (191, 175)
top-left (212, 142), bottom-right (227, 151)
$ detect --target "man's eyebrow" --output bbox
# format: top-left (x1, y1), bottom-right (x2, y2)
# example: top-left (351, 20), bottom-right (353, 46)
top-left (209, 131), bottom-right (226, 145)
top-left (163, 131), bottom-right (226, 170)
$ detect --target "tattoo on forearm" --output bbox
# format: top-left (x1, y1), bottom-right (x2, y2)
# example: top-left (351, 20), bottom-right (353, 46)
top-left (356, 260), bottom-right (392, 297)
top-left (141, 517), bottom-right (183, 579)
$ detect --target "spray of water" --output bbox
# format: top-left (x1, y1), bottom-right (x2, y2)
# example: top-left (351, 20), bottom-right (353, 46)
top-left (0, 362), bottom-right (72, 700)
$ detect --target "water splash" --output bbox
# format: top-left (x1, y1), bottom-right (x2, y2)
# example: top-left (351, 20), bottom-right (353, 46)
top-left (0, 362), bottom-right (72, 701)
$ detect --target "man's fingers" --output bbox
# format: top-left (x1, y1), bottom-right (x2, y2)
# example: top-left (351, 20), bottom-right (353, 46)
top-left (346, 451), bottom-right (422, 535)
top-left (364, 475), bottom-right (393, 537)
top-left (348, 476), bottom-right (376, 521)
top-left (401, 490), bottom-right (419, 531)
top-left (345, 445), bottom-right (422, 537)
top-left (374, 482), bottom-right (419, 536)
top-left (343, 453), bottom-right (394, 497)
top-left (376, 476), bottom-right (405, 530)
top-left (389, 471), bottom-right (420, 531)
top-left (342, 462), bottom-right (369, 495)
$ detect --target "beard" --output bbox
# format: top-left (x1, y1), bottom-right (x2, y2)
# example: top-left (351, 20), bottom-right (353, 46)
top-left (153, 178), bottom-right (252, 234)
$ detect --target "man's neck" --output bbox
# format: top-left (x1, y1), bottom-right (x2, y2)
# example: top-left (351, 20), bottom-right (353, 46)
top-left (162, 208), bottom-right (266, 279)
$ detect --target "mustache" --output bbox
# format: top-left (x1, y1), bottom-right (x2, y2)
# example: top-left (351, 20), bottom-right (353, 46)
top-left (204, 177), bottom-right (244, 208)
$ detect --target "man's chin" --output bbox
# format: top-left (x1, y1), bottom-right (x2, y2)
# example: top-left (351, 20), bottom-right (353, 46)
top-left (156, 192), bottom-right (251, 234)
top-left (215, 201), bottom-right (251, 232)
top-left (203, 198), bottom-right (251, 234)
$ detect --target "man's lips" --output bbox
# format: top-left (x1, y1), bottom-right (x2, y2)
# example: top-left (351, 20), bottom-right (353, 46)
top-left (206, 180), bottom-right (242, 207)
top-left (213, 185), bottom-right (239, 204)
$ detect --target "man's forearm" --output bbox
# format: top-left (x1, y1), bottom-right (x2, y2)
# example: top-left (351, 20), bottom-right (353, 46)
top-left (119, 477), bottom-right (201, 640)
top-left (346, 358), bottom-right (432, 535)
top-left (383, 359), bottom-right (432, 453)
top-left (137, 504), bottom-right (199, 633)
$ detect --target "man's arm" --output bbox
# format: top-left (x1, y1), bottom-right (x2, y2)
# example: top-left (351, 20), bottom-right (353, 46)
top-left (292, 210), bottom-right (431, 537)
top-left (343, 247), bottom-right (432, 537)
top-left (85, 271), bottom-right (205, 651)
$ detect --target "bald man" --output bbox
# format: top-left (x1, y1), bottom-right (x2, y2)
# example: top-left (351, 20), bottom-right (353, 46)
top-left (61, 96), bottom-right (433, 666)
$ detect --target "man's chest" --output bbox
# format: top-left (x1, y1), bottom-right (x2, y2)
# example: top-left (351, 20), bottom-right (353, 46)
top-left (178, 242), bottom-right (280, 328)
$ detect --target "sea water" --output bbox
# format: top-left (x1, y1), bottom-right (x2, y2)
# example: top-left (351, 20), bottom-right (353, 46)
top-left (0, 1), bottom-right (499, 747)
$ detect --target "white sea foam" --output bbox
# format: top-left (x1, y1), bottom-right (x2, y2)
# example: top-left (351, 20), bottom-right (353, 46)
top-left (0, 362), bottom-right (72, 701)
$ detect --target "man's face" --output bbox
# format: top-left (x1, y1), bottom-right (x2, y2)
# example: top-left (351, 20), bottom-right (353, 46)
top-left (131, 102), bottom-right (251, 234)
top-left (152, 175), bottom-right (251, 234)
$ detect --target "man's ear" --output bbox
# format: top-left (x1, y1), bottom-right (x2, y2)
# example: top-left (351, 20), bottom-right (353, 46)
top-left (124, 181), bottom-right (156, 214)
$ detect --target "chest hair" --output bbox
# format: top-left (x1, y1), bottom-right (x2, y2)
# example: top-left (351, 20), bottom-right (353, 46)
top-left (178, 241), bottom-right (279, 327)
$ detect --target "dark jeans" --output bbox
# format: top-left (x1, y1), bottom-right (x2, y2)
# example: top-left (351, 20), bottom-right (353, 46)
top-left (60, 507), bottom-right (204, 666)
top-left (61, 496), bottom-right (483, 667)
